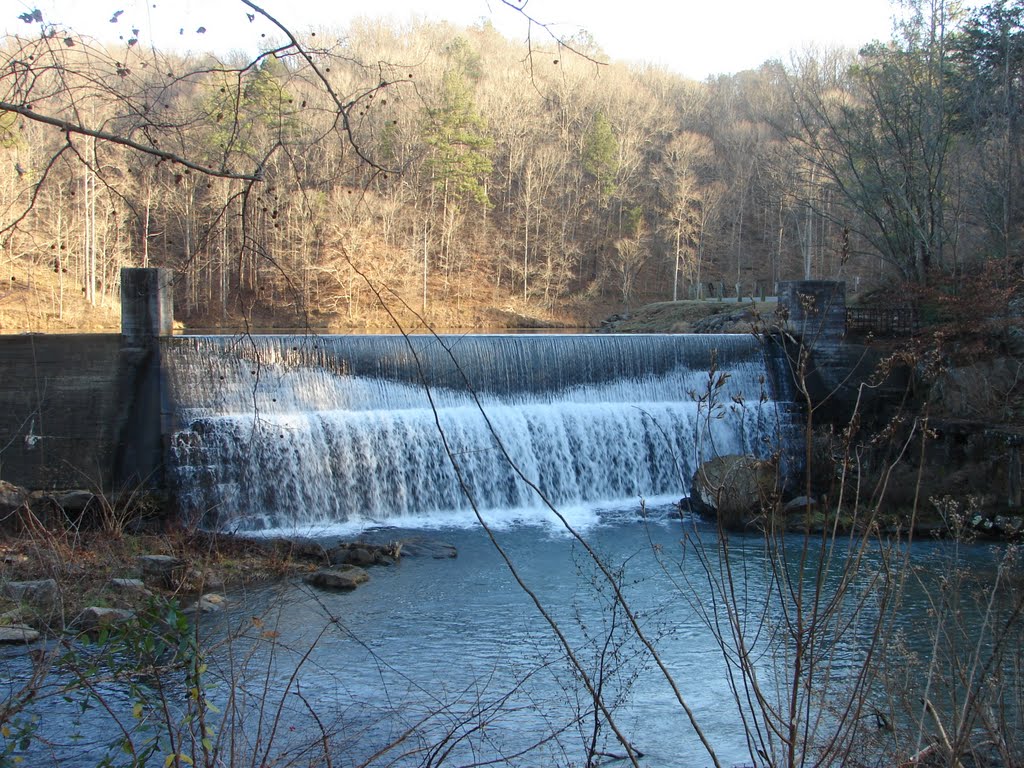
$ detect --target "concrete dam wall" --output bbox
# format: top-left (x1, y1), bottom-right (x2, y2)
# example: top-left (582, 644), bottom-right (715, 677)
top-left (0, 269), bottom-right (171, 492)
top-left (0, 270), bottom-right (857, 504)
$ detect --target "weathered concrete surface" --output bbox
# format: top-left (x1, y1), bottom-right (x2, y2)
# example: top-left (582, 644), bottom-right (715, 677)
top-left (117, 267), bottom-right (172, 490)
top-left (778, 280), bottom-right (847, 346)
top-left (0, 334), bottom-right (124, 489)
top-left (775, 280), bottom-right (910, 425)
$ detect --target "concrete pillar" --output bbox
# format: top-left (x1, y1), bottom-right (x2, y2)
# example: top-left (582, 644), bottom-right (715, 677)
top-left (115, 267), bottom-right (173, 490)
top-left (772, 280), bottom-right (857, 425)
top-left (121, 268), bottom-right (173, 340)
top-left (777, 280), bottom-right (846, 345)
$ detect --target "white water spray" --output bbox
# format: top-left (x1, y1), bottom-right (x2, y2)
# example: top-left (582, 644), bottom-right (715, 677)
top-left (164, 334), bottom-right (795, 531)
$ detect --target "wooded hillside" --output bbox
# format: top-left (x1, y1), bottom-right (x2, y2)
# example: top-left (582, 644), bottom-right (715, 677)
top-left (1, 1), bottom-right (1021, 330)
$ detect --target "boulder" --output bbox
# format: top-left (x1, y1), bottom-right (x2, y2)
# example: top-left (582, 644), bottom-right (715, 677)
top-left (109, 578), bottom-right (152, 598)
top-left (186, 593), bottom-right (227, 614)
top-left (993, 515), bottom-right (1023, 538)
top-left (56, 490), bottom-right (98, 515)
top-left (0, 624), bottom-right (41, 644)
top-left (0, 482), bottom-right (29, 531)
top-left (304, 565), bottom-right (370, 591)
top-left (0, 481), bottom-right (28, 514)
top-left (971, 514), bottom-right (995, 534)
top-left (2, 579), bottom-right (59, 607)
top-left (397, 539), bottom-right (457, 559)
top-left (74, 607), bottom-right (135, 632)
top-left (138, 555), bottom-right (186, 589)
top-left (327, 541), bottom-right (401, 567)
top-left (783, 495), bottom-right (817, 512)
top-left (691, 455), bottom-right (779, 531)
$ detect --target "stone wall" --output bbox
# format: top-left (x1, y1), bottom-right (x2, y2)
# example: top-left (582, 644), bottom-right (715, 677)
top-left (776, 279), bottom-right (909, 425)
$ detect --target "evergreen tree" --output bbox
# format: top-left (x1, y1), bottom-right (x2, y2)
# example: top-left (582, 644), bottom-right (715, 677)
top-left (582, 111), bottom-right (618, 199)
top-left (423, 68), bottom-right (492, 207)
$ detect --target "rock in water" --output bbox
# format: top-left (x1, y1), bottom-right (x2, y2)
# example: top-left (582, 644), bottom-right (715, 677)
top-left (0, 624), bottom-right (40, 644)
top-left (397, 538), bottom-right (457, 559)
top-left (74, 607), bottom-right (135, 632)
top-left (304, 565), bottom-right (370, 591)
top-left (691, 455), bottom-right (779, 531)
top-left (327, 541), bottom-right (402, 566)
top-left (186, 593), bottom-right (228, 614)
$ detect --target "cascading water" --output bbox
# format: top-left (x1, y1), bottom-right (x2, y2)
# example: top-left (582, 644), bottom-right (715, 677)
top-left (164, 333), bottom-right (798, 532)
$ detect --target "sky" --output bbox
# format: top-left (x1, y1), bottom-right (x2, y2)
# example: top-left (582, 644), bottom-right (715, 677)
top-left (13, 0), bottom-right (904, 80)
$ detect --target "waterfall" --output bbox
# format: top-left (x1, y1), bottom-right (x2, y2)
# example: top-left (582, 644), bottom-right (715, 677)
top-left (164, 334), bottom-right (797, 532)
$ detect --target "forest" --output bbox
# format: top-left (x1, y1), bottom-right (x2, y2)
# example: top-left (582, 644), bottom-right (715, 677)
top-left (0, 0), bottom-right (1022, 330)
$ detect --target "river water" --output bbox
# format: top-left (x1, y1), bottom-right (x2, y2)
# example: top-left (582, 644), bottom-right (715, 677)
top-left (198, 516), bottom-right (1019, 768)
top-left (4, 506), bottom-right (1017, 767)
top-left (207, 507), bottom-right (759, 767)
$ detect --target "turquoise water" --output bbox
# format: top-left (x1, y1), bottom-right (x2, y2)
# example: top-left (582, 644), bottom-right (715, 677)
top-left (189, 509), bottom-right (871, 768)
top-left (4, 510), bottom-right (1018, 767)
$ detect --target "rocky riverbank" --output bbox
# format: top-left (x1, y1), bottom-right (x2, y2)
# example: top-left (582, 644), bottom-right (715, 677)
top-left (1, 482), bottom-right (458, 645)
top-left (686, 452), bottom-right (1024, 541)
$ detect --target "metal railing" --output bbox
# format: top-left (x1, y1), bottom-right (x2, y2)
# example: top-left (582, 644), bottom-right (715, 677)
top-left (846, 307), bottom-right (918, 336)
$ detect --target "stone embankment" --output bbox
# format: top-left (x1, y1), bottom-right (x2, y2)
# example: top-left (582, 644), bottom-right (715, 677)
top-left (688, 449), bottom-right (1024, 540)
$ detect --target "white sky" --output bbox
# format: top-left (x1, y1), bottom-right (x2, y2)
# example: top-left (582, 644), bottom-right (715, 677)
top-left (13, 0), bottom-right (903, 80)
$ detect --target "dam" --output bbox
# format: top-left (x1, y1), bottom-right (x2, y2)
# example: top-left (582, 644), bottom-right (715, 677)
top-left (164, 332), bottom-right (794, 531)
top-left (0, 269), bottom-right (852, 527)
